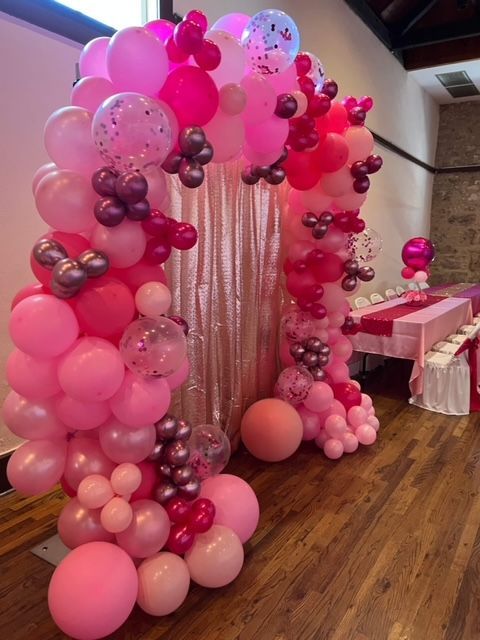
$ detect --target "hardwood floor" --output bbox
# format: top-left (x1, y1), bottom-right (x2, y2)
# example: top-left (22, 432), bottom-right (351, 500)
top-left (1, 366), bottom-right (480, 639)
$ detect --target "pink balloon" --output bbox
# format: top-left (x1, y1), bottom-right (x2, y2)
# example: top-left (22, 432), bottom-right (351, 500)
top-left (279, 339), bottom-right (296, 368)
top-left (367, 415), bottom-right (380, 431)
top-left (166, 357), bottom-right (190, 390)
top-left (348, 406), bottom-right (368, 428)
top-left (107, 27), bottom-right (169, 96)
top-left (304, 382), bottom-right (334, 412)
top-left (315, 226), bottom-right (346, 253)
top-left (329, 311), bottom-right (347, 329)
top-left (56, 395), bottom-right (111, 431)
top-left (219, 83), bottom-right (247, 115)
top-left (297, 404), bottom-right (322, 440)
top-left (300, 183), bottom-right (333, 213)
top-left (144, 167), bottom-right (169, 209)
top-left (315, 428), bottom-right (329, 449)
top-left (58, 337), bottom-right (125, 402)
top-left (35, 169), bottom-right (96, 232)
top-left (320, 165), bottom-right (352, 198)
top-left (204, 111), bottom-right (245, 163)
top-left (185, 524), bottom-right (244, 588)
top-left (99, 419), bottom-right (156, 464)
top-left (32, 162), bottom-right (57, 194)
top-left (245, 116), bottom-right (289, 154)
top-left (414, 270), bottom-right (428, 283)
top-left (323, 438), bottom-right (344, 460)
top-left (342, 432), bottom-right (359, 453)
top-left (327, 328), bottom-right (342, 345)
top-left (345, 126), bottom-right (374, 164)
top-left (137, 552), bottom-right (190, 616)
top-left (71, 76), bottom-right (115, 113)
top-left (211, 13), bottom-right (251, 39)
top-left (91, 220), bottom-right (147, 268)
top-left (111, 463), bottom-right (142, 496)
top-left (131, 461), bottom-right (157, 502)
top-left (116, 499), bottom-right (170, 558)
top-left (101, 496), bottom-right (133, 533)
top-left (145, 19), bottom-right (175, 42)
top-left (356, 423), bottom-right (377, 445)
top-left (361, 393), bottom-right (373, 410)
top-left (331, 336), bottom-right (353, 361)
top-left (9, 294), bottom-right (79, 358)
top-left (325, 414), bottom-right (347, 439)
top-left (333, 190), bottom-right (367, 211)
top-left (204, 30), bottom-right (246, 87)
top-left (321, 283), bottom-right (345, 313)
top-left (77, 474), bottom-right (114, 509)
top-left (243, 143), bottom-right (284, 166)
top-left (240, 72), bottom-right (276, 124)
top-left (109, 371), bottom-right (171, 427)
top-left (326, 399), bottom-right (347, 420)
top-left (7, 439), bottom-right (67, 495)
top-left (200, 474), bottom-right (259, 543)
top-left (267, 63), bottom-right (298, 94)
top-left (48, 542), bottom-right (138, 639)
top-left (79, 37), bottom-right (110, 78)
top-left (11, 283), bottom-right (46, 309)
top-left (2, 391), bottom-right (67, 440)
top-left (325, 360), bottom-right (350, 383)
top-left (64, 437), bottom-right (116, 490)
top-left (6, 349), bottom-right (60, 400)
top-left (58, 498), bottom-right (114, 548)
top-left (110, 259), bottom-right (167, 294)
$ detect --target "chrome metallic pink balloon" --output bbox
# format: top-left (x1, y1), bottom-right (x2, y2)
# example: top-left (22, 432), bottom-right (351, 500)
top-left (401, 237), bottom-right (435, 271)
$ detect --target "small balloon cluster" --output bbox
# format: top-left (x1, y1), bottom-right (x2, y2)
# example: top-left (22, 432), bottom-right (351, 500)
top-left (333, 209), bottom-right (366, 234)
top-left (142, 208), bottom-right (198, 265)
top-left (302, 210), bottom-right (334, 239)
top-left (167, 9), bottom-right (221, 70)
top-left (93, 167), bottom-right (151, 226)
top-left (341, 315), bottom-right (361, 336)
top-left (341, 259), bottom-right (375, 292)
top-left (32, 238), bottom-right (109, 298)
top-left (401, 236), bottom-right (435, 285)
top-left (162, 125), bottom-right (214, 188)
top-left (241, 147), bottom-right (287, 186)
top-left (290, 335), bottom-right (331, 380)
top-left (165, 496), bottom-right (216, 554)
top-left (350, 155), bottom-right (383, 194)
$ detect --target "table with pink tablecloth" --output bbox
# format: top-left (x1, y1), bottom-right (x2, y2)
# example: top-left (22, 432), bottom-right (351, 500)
top-left (426, 283), bottom-right (480, 315)
top-left (349, 296), bottom-right (472, 395)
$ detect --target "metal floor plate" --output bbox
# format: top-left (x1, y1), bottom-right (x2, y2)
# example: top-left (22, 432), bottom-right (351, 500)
top-left (31, 534), bottom-right (70, 566)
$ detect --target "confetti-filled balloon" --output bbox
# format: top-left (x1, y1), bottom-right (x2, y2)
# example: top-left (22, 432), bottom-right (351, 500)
top-left (189, 424), bottom-right (231, 480)
top-left (241, 10), bottom-right (300, 75)
top-left (92, 93), bottom-right (174, 172)
top-left (274, 366), bottom-right (313, 406)
top-left (347, 228), bottom-right (383, 263)
top-left (305, 52), bottom-right (325, 91)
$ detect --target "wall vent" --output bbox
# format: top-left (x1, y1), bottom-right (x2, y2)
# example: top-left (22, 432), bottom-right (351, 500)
top-left (436, 70), bottom-right (479, 98)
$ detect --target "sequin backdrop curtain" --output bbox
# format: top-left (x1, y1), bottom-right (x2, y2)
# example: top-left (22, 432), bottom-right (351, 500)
top-left (165, 162), bottom-right (285, 449)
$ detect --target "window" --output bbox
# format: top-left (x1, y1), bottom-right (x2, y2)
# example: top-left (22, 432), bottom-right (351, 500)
top-left (54, 0), bottom-right (147, 30)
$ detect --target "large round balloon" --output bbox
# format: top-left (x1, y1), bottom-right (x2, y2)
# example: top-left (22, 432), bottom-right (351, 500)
top-left (347, 228), bottom-right (383, 263)
top-left (401, 237), bottom-right (435, 271)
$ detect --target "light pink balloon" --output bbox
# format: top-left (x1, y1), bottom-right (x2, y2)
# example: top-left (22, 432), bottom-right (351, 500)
top-left (79, 37), bottom-right (110, 78)
top-left (356, 423), bottom-right (377, 445)
top-left (331, 336), bottom-right (353, 361)
top-left (204, 30), bottom-right (246, 87)
top-left (111, 463), bottom-right (142, 496)
top-left (91, 220), bottom-right (147, 268)
top-left (348, 406), bottom-right (368, 428)
top-left (240, 72), bottom-right (276, 125)
top-left (333, 191), bottom-right (367, 211)
top-left (101, 496), bottom-right (133, 533)
top-left (243, 143), bottom-right (284, 166)
top-left (211, 13), bottom-right (251, 38)
top-left (185, 524), bottom-right (244, 588)
top-left (144, 167), bottom-right (168, 209)
top-left (325, 414), bottom-right (347, 439)
top-left (134, 281), bottom-right (171, 317)
top-left (99, 418), bottom-right (156, 463)
top-left (200, 474), bottom-right (259, 544)
top-left (71, 76), bottom-right (115, 113)
top-left (77, 474), bottom-right (114, 509)
top-left (48, 542), bottom-right (138, 640)
top-left (304, 382), bottom-right (334, 412)
top-left (323, 438), bottom-right (344, 460)
top-left (297, 404), bottom-right (321, 441)
top-left (107, 27), bottom-right (169, 95)
top-left (327, 399), bottom-right (347, 420)
top-left (315, 226), bottom-right (346, 253)
top-left (326, 360), bottom-right (350, 383)
top-left (327, 328), bottom-right (342, 345)
top-left (292, 90), bottom-right (308, 116)
top-left (328, 311), bottom-right (347, 329)
top-left (2, 391), bottom-right (67, 440)
top-left (204, 111), bottom-right (245, 163)
top-left (414, 270), bottom-right (428, 283)
top-left (137, 552), bottom-right (190, 616)
top-left (314, 429), bottom-right (329, 449)
top-left (166, 357), bottom-right (190, 390)
top-left (58, 498), bottom-right (115, 548)
top-left (342, 432), bottom-right (359, 453)
top-left (6, 349), bottom-right (60, 400)
top-left (35, 169), bottom-right (96, 232)
top-left (345, 126), bottom-right (374, 164)
top-left (245, 116), bottom-right (289, 154)
top-left (320, 165), bottom-right (352, 198)
top-left (267, 63), bottom-right (298, 94)
top-left (116, 499), bottom-right (170, 558)
top-left (288, 240), bottom-right (316, 262)
top-left (109, 371), bottom-right (171, 427)
top-left (299, 182), bottom-right (333, 213)
top-left (9, 294), bottom-right (79, 358)
top-left (361, 393), bottom-right (373, 410)
top-left (58, 337), bottom-right (125, 402)
top-left (321, 283), bottom-right (345, 313)
top-left (32, 162), bottom-right (57, 194)
top-left (367, 415), bottom-right (380, 431)
top-left (219, 83), bottom-right (247, 115)
top-left (64, 437), bottom-right (116, 490)
top-left (56, 394), bottom-right (111, 431)
top-left (7, 439), bottom-right (67, 495)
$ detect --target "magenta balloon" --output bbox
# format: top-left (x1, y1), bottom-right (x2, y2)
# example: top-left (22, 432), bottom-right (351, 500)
top-left (6, 349), bottom-right (60, 400)
top-left (145, 19), bottom-right (175, 42)
top-left (9, 294), bottom-right (79, 359)
top-left (58, 498), bottom-right (115, 548)
top-left (116, 499), bottom-right (170, 558)
top-left (32, 162), bottom-right (57, 194)
top-left (2, 391), bottom-right (67, 440)
top-left (56, 394), bottom-right (111, 431)
top-left (71, 76), bottom-right (115, 113)
top-left (57, 337), bottom-right (125, 402)
top-left (64, 437), bottom-right (116, 490)
top-left (99, 418), bottom-right (156, 464)
top-left (211, 13), bottom-right (251, 39)
top-left (245, 116), bottom-right (289, 154)
top-left (79, 37), bottom-right (110, 78)
top-left (7, 439), bottom-right (67, 495)
top-left (48, 542), bottom-right (138, 640)
top-left (401, 237), bottom-right (435, 270)
top-left (109, 371), bottom-right (171, 427)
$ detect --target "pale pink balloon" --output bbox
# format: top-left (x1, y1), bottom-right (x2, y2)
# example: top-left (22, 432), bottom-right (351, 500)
top-left (304, 382), bottom-right (334, 413)
top-left (99, 418), bottom-right (156, 463)
top-left (347, 406), bottom-right (368, 428)
top-left (345, 126), bottom-right (374, 164)
top-left (326, 360), bottom-right (350, 383)
top-left (135, 281), bottom-right (171, 317)
top-left (116, 499), bottom-right (170, 558)
top-left (211, 13), bottom-right (251, 38)
top-left (71, 76), bottom-right (115, 113)
top-left (91, 220), bottom-right (147, 268)
top-left (300, 182), bottom-right (333, 213)
top-left (137, 552), bottom-right (190, 616)
top-left (166, 357), bottom-right (190, 390)
top-left (367, 415), bottom-right (380, 431)
top-left (6, 349), bottom-right (60, 400)
top-left (56, 394), bottom-right (111, 431)
top-left (144, 167), bottom-right (168, 209)
top-left (323, 438), bottom-right (344, 460)
top-left (200, 474), bottom-right (259, 544)
top-left (321, 283), bottom-right (345, 313)
top-left (111, 463), bottom-right (142, 496)
top-left (320, 165), bottom-right (352, 198)
top-left (315, 428), bottom-right (329, 449)
top-left (48, 542), bottom-right (138, 640)
top-left (325, 414), bottom-right (347, 439)
top-left (77, 474), bottom-right (114, 509)
top-left (333, 191), bottom-right (367, 211)
top-left (327, 328), bottom-right (342, 345)
top-left (58, 337), bottom-right (125, 402)
top-left (315, 226), bottom-right (346, 253)
top-left (297, 404), bottom-right (321, 440)
top-left (331, 336), bottom-right (353, 361)
top-left (35, 169), bottom-right (96, 232)
top-left (342, 432), bottom-right (359, 453)
top-left (288, 188), bottom-right (308, 215)
top-left (267, 63), bottom-right (298, 94)
top-left (240, 72), bottom-right (276, 125)
top-left (245, 116), bottom-right (289, 154)
top-left (109, 371), bottom-right (171, 427)
top-left (107, 27), bottom-right (169, 95)
top-left (184, 524), bottom-right (244, 588)
top-left (327, 399), bottom-right (347, 420)
top-left (2, 391), bottom-right (67, 440)
top-left (328, 311), bottom-right (347, 329)
top-left (292, 90), bottom-right (308, 116)
top-left (32, 162), bottom-right (57, 194)
top-left (204, 111), bottom-right (245, 162)
top-left (64, 437), bottom-right (116, 490)
top-left (368, 407), bottom-right (375, 416)
top-left (356, 423), bottom-right (377, 445)
top-left (7, 439), bottom-right (67, 495)
top-left (204, 30), bottom-right (246, 87)
top-left (219, 83), bottom-right (247, 115)
top-left (79, 37), bottom-right (110, 78)
top-left (58, 498), bottom-right (115, 548)
top-left (414, 270), bottom-right (428, 283)
top-left (9, 294), bottom-right (79, 358)
top-left (361, 393), bottom-right (373, 410)
top-left (101, 496), bottom-right (133, 533)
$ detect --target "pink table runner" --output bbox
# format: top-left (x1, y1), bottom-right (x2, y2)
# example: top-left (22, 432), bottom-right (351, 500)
top-left (360, 295), bottom-right (444, 337)
top-left (426, 283), bottom-right (480, 315)
top-left (349, 296), bottom-right (473, 395)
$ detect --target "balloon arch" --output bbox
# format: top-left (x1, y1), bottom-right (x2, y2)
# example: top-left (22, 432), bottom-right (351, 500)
top-left (4, 8), bottom-right (383, 638)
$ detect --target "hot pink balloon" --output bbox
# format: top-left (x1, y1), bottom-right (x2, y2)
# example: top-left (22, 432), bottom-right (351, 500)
top-left (32, 162), bottom-right (57, 194)
top-left (7, 439), bottom-right (67, 495)
top-left (71, 76), bottom-right (115, 113)
top-left (137, 552), bottom-right (190, 616)
top-left (101, 496), bottom-right (133, 533)
top-left (58, 498), bottom-right (115, 549)
top-left (111, 463), bottom-right (142, 496)
top-left (64, 437), bottom-right (116, 490)
top-left (109, 371), bottom-right (171, 427)
top-left (145, 19), bottom-right (175, 42)
top-left (323, 438), bottom-right (344, 460)
top-left (245, 116), bottom-right (289, 154)
top-left (166, 357), bottom-right (190, 390)
top-left (99, 418), bottom-right (156, 464)
top-left (91, 220), bottom-right (147, 269)
top-left (304, 382), bottom-right (334, 412)
top-left (79, 37), bottom-right (110, 78)
top-left (2, 391), bottom-right (67, 440)
top-left (116, 499), bottom-right (170, 558)
top-left (6, 349), bottom-right (60, 400)
top-left (56, 395), bottom-right (111, 431)
top-left (297, 404), bottom-right (322, 440)
top-left (401, 237), bottom-right (435, 271)
top-left (77, 474), bottom-right (114, 509)
top-left (48, 542), bottom-right (138, 640)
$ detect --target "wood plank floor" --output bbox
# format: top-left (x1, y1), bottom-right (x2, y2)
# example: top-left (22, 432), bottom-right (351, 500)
top-left (1, 366), bottom-right (480, 639)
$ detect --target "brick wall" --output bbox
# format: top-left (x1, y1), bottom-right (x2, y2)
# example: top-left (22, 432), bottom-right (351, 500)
top-left (430, 102), bottom-right (480, 284)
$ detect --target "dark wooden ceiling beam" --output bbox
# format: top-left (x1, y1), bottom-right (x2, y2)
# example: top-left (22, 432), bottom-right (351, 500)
top-left (403, 34), bottom-right (480, 69)
top-left (396, 0), bottom-right (441, 36)
top-left (393, 19), bottom-right (480, 49)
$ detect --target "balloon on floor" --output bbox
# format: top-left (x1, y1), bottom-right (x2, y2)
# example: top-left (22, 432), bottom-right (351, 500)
top-left (3, 7), bottom-right (383, 638)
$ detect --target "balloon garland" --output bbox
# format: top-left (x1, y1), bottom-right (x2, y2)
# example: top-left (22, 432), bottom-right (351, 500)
top-left (3, 8), bottom-right (384, 638)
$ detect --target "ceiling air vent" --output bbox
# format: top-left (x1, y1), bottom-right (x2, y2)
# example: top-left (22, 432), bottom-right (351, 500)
top-left (436, 70), bottom-right (479, 98)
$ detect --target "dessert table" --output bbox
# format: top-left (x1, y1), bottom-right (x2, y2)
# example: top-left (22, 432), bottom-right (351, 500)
top-left (349, 295), bottom-right (473, 395)
top-left (425, 283), bottom-right (480, 315)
